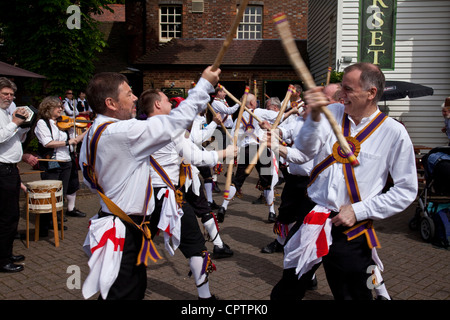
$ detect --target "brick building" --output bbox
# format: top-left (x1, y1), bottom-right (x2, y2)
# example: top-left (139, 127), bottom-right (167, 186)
top-left (125, 0), bottom-right (310, 104)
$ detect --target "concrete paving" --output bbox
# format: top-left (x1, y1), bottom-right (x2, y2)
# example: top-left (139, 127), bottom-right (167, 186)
top-left (1, 162), bottom-right (449, 303)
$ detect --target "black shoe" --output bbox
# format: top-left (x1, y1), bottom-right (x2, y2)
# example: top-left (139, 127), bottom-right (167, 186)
top-left (268, 211), bottom-right (276, 223)
top-left (261, 240), bottom-right (283, 254)
top-left (212, 183), bottom-right (221, 193)
top-left (307, 276), bottom-right (318, 290)
top-left (0, 262), bottom-right (24, 273)
top-left (252, 194), bottom-right (265, 204)
top-left (213, 243), bottom-right (234, 259)
top-left (217, 207), bottom-right (226, 223)
top-left (208, 201), bottom-right (220, 210)
top-left (9, 255), bottom-right (25, 263)
top-left (66, 208), bottom-right (86, 217)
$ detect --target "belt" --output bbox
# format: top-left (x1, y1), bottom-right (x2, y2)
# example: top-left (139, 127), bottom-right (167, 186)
top-left (98, 210), bottom-right (148, 224)
top-left (0, 162), bottom-right (17, 168)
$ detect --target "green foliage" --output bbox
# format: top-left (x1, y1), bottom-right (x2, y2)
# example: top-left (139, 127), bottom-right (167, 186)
top-left (330, 71), bottom-right (344, 83)
top-left (0, 0), bottom-right (116, 96)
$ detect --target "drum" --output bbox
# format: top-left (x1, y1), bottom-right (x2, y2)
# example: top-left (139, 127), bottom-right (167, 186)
top-left (26, 180), bottom-right (63, 213)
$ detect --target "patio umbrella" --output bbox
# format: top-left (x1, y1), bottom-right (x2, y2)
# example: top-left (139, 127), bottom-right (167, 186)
top-left (381, 80), bottom-right (433, 101)
top-left (0, 61), bottom-right (46, 78)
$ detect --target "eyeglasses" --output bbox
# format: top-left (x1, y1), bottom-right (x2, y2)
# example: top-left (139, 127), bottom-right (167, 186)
top-left (66, 92), bottom-right (73, 95)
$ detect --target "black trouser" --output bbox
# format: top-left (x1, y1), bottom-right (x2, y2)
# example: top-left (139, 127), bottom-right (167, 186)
top-left (277, 172), bottom-right (315, 225)
top-left (232, 144), bottom-right (272, 191)
top-left (197, 165), bottom-right (212, 183)
top-left (98, 214), bottom-right (148, 300)
top-left (0, 163), bottom-right (21, 266)
top-left (271, 215), bottom-right (374, 300)
top-left (184, 184), bottom-right (213, 220)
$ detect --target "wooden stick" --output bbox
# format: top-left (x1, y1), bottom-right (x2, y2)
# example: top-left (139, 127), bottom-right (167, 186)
top-left (245, 85), bottom-right (294, 174)
top-left (217, 84), bottom-right (263, 123)
top-left (273, 13), bottom-right (359, 167)
top-left (224, 86), bottom-right (249, 200)
top-left (218, 83), bottom-right (285, 146)
top-left (211, 0), bottom-right (250, 71)
top-left (37, 158), bottom-right (65, 162)
top-left (20, 171), bottom-right (44, 175)
top-left (206, 103), bottom-right (233, 140)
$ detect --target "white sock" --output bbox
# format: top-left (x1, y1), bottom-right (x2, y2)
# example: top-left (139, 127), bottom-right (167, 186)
top-left (373, 266), bottom-right (391, 300)
top-left (204, 182), bottom-right (213, 203)
top-left (66, 193), bottom-right (76, 211)
top-left (264, 189), bottom-right (274, 212)
top-left (203, 218), bottom-right (223, 247)
top-left (212, 174), bottom-right (218, 182)
top-left (222, 185), bottom-right (236, 210)
top-left (189, 256), bottom-right (211, 298)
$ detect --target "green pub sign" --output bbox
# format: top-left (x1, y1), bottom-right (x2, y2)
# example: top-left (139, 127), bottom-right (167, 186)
top-left (359, 0), bottom-right (397, 70)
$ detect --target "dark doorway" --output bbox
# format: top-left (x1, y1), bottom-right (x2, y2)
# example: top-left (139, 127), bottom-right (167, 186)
top-left (264, 80), bottom-right (303, 104)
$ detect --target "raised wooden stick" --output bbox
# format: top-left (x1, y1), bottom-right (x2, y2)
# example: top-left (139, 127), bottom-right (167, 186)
top-left (273, 13), bottom-right (359, 167)
top-left (206, 103), bottom-right (233, 140)
top-left (218, 84), bottom-right (263, 123)
top-left (211, 0), bottom-right (250, 71)
top-left (224, 86), bottom-right (249, 199)
top-left (245, 85), bottom-right (294, 174)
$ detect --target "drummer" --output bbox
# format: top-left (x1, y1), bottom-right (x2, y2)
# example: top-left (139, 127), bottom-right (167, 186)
top-left (34, 96), bottom-right (87, 237)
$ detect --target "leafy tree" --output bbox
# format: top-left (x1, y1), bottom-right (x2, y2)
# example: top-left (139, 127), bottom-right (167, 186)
top-left (0, 0), bottom-right (117, 96)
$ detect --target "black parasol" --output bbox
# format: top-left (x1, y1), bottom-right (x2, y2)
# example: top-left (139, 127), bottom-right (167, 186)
top-left (381, 80), bottom-right (433, 101)
top-left (0, 61), bottom-right (46, 78)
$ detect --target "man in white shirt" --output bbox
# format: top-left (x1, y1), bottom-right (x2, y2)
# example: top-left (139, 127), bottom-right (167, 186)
top-left (0, 77), bottom-right (37, 273)
top-left (271, 63), bottom-right (418, 300)
top-left (217, 93), bottom-right (285, 223)
top-left (138, 88), bottom-right (236, 299)
top-left (79, 66), bottom-right (220, 300)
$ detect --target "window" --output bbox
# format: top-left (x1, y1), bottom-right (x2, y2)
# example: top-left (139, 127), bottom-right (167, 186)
top-left (160, 5), bottom-right (182, 42)
top-left (237, 6), bottom-right (262, 39)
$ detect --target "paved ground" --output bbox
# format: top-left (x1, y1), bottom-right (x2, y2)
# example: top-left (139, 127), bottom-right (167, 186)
top-left (1, 162), bottom-right (449, 304)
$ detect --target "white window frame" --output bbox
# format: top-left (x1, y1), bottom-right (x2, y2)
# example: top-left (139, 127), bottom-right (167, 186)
top-left (159, 5), bottom-right (182, 43)
top-left (237, 6), bottom-right (263, 40)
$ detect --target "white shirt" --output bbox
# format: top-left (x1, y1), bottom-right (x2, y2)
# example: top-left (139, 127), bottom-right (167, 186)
top-left (0, 108), bottom-right (28, 163)
top-left (34, 119), bottom-right (72, 162)
top-left (211, 98), bottom-right (239, 128)
top-left (295, 103), bottom-right (418, 221)
top-left (63, 98), bottom-right (79, 116)
top-left (278, 115), bottom-right (313, 177)
top-left (232, 108), bottom-right (282, 148)
top-left (79, 77), bottom-right (214, 216)
top-left (150, 133), bottom-right (218, 188)
top-left (189, 114), bottom-right (218, 146)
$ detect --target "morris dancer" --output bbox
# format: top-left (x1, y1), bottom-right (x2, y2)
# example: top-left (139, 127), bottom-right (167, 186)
top-left (271, 63), bottom-right (418, 300)
top-left (80, 66), bottom-right (220, 300)
top-left (217, 93), bottom-right (287, 223)
top-left (210, 86), bottom-right (240, 191)
top-left (138, 88), bottom-right (235, 298)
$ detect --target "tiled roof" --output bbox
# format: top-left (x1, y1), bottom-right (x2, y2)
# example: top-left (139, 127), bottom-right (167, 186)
top-left (134, 38), bottom-right (308, 67)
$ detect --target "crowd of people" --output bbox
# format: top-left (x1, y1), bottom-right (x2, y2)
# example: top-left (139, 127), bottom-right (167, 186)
top-left (5, 61), bottom-right (448, 301)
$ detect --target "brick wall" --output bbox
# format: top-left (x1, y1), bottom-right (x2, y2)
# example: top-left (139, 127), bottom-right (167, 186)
top-left (127, 0), bottom-right (308, 61)
top-left (143, 67), bottom-right (300, 102)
